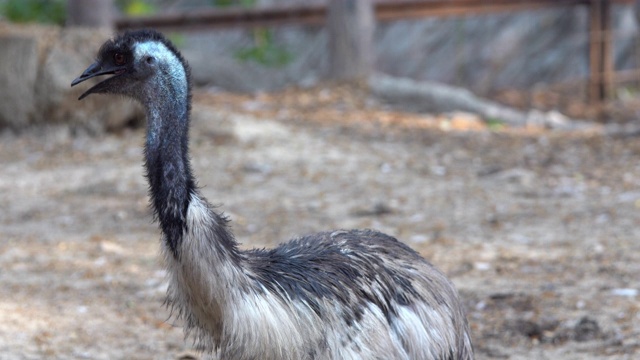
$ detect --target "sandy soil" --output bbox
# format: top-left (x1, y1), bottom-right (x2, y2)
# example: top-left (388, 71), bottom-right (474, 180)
top-left (1, 87), bottom-right (639, 359)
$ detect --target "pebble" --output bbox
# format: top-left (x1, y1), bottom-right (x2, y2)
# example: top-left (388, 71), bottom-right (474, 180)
top-left (610, 288), bottom-right (638, 297)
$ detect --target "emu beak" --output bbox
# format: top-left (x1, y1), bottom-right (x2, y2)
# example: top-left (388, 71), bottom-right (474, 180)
top-left (71, 61), bottom-right (126, 100)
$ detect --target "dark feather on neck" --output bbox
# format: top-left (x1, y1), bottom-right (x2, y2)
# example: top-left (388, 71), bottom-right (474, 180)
top-left (142, 74), bottom-right (195, 259)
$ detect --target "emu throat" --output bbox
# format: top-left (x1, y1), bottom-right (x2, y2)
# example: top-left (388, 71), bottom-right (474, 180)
top-left (142, 75), bottom-right (193, 259)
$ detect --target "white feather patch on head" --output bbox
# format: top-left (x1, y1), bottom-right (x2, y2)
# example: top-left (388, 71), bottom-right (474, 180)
top-left (134, 40), bottom-right (188, 98)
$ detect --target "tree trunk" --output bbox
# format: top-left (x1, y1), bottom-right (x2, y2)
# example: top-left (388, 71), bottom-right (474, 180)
top-left (67, 0), bottom-right (114, 28)
top-left (327, 0), bottom-right (375, 81)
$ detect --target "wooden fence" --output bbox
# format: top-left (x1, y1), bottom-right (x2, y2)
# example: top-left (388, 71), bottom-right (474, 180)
top-left (115, 0), bottom-right (636, 103)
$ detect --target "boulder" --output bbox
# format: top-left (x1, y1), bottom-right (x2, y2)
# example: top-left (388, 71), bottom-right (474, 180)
top-left (0, 34), bottom-right (38, 127)
top-left (0, 23), bottom-right (143, 132)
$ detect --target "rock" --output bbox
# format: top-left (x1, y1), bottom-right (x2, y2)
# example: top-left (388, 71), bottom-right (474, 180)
top-left (0, 23), bottom-right (143, 132)
top-left (513, 319), bottom-right (543, 339)
top-left (350, 201), bottom-right (394, 217)
top-left (573, 316), bottom-right (601, 342)
top-left (0, 34), bottom-right (38, 127)
top-left (610, 288), bottom-right (639, 297)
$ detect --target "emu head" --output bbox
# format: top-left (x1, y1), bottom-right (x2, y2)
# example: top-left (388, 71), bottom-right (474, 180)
top-left (71, 29), bottom-right (190, 104)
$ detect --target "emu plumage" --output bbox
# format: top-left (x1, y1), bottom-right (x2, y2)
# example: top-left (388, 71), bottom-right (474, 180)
top-left (72, 29), bottom-right (473, 360)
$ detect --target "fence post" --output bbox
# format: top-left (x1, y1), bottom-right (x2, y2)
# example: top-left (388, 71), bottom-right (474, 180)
top-left (589, 0), bottom-right (613, 104)
top-left (327, 0), bottom-right (375, 80)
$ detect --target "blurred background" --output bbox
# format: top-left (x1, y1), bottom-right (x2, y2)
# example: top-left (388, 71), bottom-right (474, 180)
top-left (1, 1), bottom-right (640, 359)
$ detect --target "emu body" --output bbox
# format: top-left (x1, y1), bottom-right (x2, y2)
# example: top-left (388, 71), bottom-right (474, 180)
top-left (72, 29), bottom-right (474, 360)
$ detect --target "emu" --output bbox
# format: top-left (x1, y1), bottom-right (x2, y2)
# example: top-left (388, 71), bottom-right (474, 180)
top-left (71, 30), bottom-right (473, 360)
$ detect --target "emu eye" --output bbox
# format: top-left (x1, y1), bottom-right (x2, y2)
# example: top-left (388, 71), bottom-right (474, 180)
top-left (146, 56), bottom-right (155, 65)
top-left (114, 52), bottom-right (126, 66)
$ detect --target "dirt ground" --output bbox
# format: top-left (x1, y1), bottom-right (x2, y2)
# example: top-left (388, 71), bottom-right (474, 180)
top-left (1, 85), bottom-right (639, 359)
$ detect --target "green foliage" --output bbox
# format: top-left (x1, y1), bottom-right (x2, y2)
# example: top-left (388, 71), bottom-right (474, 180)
top-left (167, 33), bottom-right (185, 48)
top-left (616, 86), bottom-right (640, 101)
top-left (211, 0), bottom-right (256, 7)
top-left (211, 0), bottom-right (290, 67)
top-left (118, 0), bottom-right (155, 16)
top-left (486, 117), bottom-right (505, 131)
top-left (0, 0), bottom-right (66, 25)
top-left (235, 28), bottom-right (293, 67)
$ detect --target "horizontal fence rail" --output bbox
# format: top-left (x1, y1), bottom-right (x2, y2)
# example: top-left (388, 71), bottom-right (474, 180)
top-left (115, 0), bottom-right (633, 30)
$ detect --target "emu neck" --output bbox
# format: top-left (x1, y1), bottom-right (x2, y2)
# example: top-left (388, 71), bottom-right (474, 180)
top-left (143, 83), bottom-right (194, 258)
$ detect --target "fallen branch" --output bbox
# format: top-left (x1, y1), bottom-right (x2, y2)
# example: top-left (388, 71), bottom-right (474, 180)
top-left (368, 74), bottom-right (589, 130)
